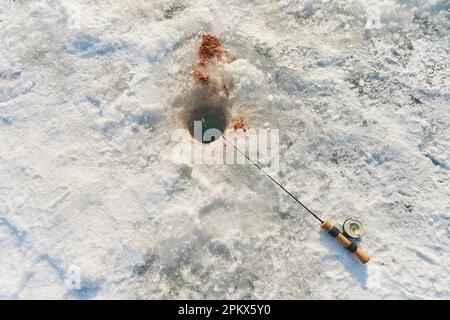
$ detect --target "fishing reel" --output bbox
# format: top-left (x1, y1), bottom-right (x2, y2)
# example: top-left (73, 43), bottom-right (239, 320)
top-left (342, 218), bottom-right (364, 239)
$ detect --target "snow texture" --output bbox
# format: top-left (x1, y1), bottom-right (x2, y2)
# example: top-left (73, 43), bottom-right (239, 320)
top-left (0, 0), bottom-right (449, 299)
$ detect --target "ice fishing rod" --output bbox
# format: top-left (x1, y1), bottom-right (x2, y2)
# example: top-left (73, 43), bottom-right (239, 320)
top-left (222, 135), bottom-right (370, 264)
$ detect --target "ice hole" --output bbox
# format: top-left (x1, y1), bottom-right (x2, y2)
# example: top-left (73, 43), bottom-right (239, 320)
top-left (185, 100), bottom-right (229, 144)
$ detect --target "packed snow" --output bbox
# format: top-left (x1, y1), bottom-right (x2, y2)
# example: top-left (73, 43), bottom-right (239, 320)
top-left (0, 0), bottom-right (449, 299)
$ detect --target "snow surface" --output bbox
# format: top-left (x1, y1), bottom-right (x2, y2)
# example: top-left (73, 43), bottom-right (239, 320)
top-left (0, 0), bottom-right (449, 299)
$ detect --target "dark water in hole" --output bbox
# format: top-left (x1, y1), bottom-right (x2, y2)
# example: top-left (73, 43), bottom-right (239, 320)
top-left (187, 101), bottom-right (227, 144)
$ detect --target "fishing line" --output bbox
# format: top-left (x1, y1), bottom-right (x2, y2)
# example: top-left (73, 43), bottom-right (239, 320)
top-left (222, 135), bottom-right (323, 223)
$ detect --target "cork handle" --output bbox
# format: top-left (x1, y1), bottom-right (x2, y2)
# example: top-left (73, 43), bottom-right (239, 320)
top-left (321, 220), bottom-right (370, 264)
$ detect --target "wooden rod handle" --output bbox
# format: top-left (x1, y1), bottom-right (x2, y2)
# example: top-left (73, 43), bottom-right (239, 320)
top-left (321, 220), bottom-right (370, 264)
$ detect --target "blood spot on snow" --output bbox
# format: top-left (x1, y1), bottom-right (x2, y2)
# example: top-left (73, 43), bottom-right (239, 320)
top-left (192, 70), bottom-right (209, 84)
top-left (198, 33), bottom-right (223, 67)
top-left (230, 116), bottom-right (247, 132)
top-left (191, 33), bottom-right (223, 86)
top-left (192, 33), bottom-right (231, 98)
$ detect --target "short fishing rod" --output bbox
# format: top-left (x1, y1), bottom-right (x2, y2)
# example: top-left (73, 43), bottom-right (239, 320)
top-left (222, 135), bottom-right (370, 264)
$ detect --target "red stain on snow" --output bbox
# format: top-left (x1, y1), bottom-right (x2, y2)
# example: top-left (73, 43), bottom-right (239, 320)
top-left (230, 116), bottom-right (247, 131)
top-left (192, 33), bottom-right (225, 88)
top-left (198, 33), bottom-right (223, 67)
top-left (192, 70), bottom-right (209, 84)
